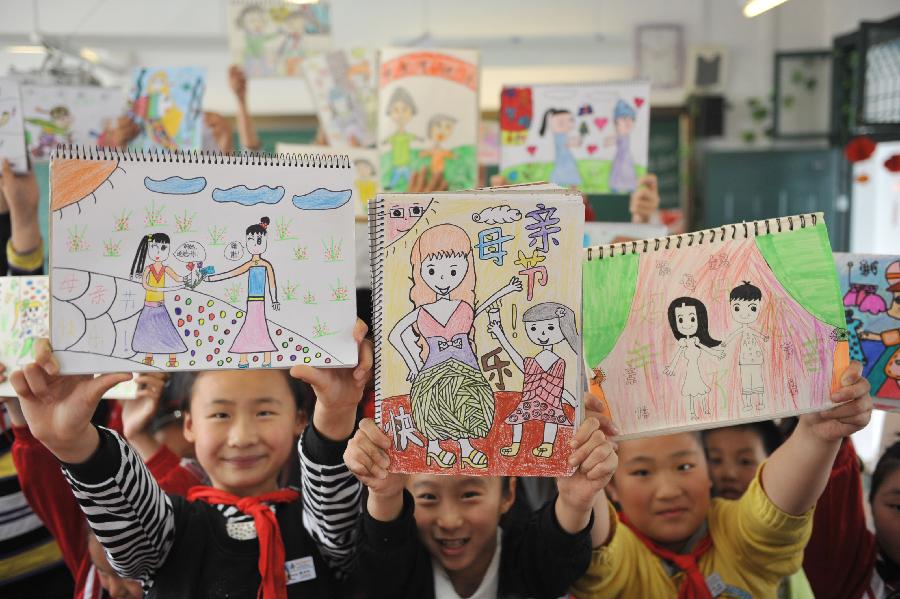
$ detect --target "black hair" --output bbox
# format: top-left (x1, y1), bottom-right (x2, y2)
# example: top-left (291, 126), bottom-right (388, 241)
top-left (246, 216), bottom-right (270, 236)
top-left (353, 158), bottom-right (375, 172)
top-left (703, 421), bottom-right (784, 456)
top-left (667, 296), bottom-right (721, 348)
top-left (129, 232), bottom-right (171, 279)
top-left (730, 280), bottom-right (762, 303)
top-left (539, 108), bottom-right (572, 136)
top-left (49, 106), bottom-right (70, 119)
top-left (182, 370), bottom-right (316, 418)
top-left (237, 5), bottom-right (265, 29)
top-left (871, 441), bottom-right (900, 503)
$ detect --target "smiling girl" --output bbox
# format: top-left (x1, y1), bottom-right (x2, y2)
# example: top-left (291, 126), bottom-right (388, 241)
top-left (129, 232), bottom-right (188, 367)
top-left (388, 224), bottom-right (522, 470)
top-left (488, 301), bottom-right (579, 459)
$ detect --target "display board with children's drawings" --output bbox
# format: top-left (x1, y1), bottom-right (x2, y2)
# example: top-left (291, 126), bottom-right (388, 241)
top-left (834, 253), bottom-right (900, 412)
top-left (371, 190), bottom-right (585, 476)
top-left (276, 142), bottom-right (378, 219)
top-left (377, 48), bottom-right (479, 192)
top-left (0, 78), bottom-right (27, 174)
top-left (584, 214), bottom-right (849, 438)
top-left (48, 146), bottom-right (358, 374)
top-left (21, 84), bottom-right (123, 161)
top-left (500, 81), bottom-right (650, 194)
top-left (301, 47), bottom-right (377, 148)
top-left (227, 0), bottom-right (332, 78)
top-left (127, 67), bottom-right (205, 151)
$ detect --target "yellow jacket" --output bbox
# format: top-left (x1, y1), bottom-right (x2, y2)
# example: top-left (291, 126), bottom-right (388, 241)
top-left (572, 468), bottom-right (813, 599)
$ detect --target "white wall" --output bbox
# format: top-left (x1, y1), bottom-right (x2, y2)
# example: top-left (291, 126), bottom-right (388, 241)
top-left (0, 0), bottom-right (897, 142)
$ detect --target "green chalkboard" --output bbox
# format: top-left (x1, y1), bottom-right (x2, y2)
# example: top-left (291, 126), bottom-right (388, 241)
top-left (647, 109), bottom-right (686, 211)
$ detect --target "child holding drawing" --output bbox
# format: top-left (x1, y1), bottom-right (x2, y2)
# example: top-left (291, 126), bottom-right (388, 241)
top-left (570, 361), bottom-right (872, 598)
top-left (9, 318), bottom-right (372, 598)
top-left (344, 393), bottom-right (618, 599)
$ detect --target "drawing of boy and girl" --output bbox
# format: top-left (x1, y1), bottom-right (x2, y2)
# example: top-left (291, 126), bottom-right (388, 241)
top-left (129, 217), bottom-right (280, 370)
top-left (383, 87), bottom-right (457, 189)
top-left (389, 223), bottom-right (581, 470)
top-left (539, 98), bottom-right (638, 191)
top-left (663, 281), bottom-right (770, 420)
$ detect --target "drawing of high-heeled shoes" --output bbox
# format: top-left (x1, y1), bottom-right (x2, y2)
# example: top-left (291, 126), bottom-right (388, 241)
top-left (426, 450), bottom-right (457, 469)
top-left (500, 442), bottom-right (520, 457)
top-left (143, 356), bottom-right (154, 366)
top-left (532, 442), bottom-right (554, 458)
top-left (461, 448), bottom-right (488, 469)
top-left (167, 358), bottom-right (178, 368)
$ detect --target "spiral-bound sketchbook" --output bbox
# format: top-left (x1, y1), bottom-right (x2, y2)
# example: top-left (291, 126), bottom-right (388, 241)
top-left (48, 146), bottom-right (358, 374)
top-left (584, 213), bottom-right (850, 439)
top-left (833, 253), bottom-right (900, 413)
top-left (0, 78), bottom-right (27, 174)
top-left (371, 190), bottom-right (585, 476)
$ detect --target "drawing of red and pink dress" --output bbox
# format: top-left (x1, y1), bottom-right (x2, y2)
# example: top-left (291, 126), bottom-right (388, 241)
top-left (504, 357), bottom-right (572, 426)
top-left (409, 301), bottom-right (494, 444)
top-left (230, 265), bottom-right (276, 362)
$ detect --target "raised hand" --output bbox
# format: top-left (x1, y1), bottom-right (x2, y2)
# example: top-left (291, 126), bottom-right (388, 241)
top-left (800, 361), bottom-right (872, 442)
top-left (121, 372), bottom-right (168, 460)
top-left (9, 339), bottom-right (132, 463)
top-left (345, 418), bottom-right (406, 522)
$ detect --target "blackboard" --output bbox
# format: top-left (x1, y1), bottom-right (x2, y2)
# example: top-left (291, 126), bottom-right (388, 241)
top-left (647, 109), bottom-right (686, 210)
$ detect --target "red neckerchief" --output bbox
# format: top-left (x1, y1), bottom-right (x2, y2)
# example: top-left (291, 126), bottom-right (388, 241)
top-left (619, 511), bottom-right (714, 599)
top-left (188, 486), bottom-right (300, 599)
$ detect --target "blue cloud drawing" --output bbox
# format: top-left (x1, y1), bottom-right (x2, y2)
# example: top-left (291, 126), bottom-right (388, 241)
top-left (144, 176), bottom-right (207, 194)
top-left (212, 185), bottom-right (285, 206)
top-left (291, 188), bottom-right (352, 211)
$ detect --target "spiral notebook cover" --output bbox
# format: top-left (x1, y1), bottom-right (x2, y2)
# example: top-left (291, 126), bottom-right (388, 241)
top-left (48, 145), bottom-right (358, 374)
top-left (583, 213), bottom-right (850, 439)
top-left (371, 190), bottom-right (585, 476)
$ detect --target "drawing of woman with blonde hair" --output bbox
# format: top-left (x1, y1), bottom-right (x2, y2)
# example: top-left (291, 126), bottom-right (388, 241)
top-left (388, 223), bottom-right (522, 470)
top-left (488, 301), bottom-right (579, 459)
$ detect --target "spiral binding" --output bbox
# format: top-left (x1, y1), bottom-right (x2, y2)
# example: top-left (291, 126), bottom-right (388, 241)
top-left (583, 213), bottom-right (823, 261)
top-left (369, 196), bottom-right (386, 425)
top-left (50, 144), bottom-right (351, 169)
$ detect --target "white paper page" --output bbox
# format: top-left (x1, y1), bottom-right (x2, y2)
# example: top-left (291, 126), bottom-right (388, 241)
top-left (0, 78), bottom-right (28, 174)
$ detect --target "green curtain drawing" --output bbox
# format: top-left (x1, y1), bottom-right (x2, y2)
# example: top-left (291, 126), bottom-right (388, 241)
top-left (755, 222), bottom-right (845, 329)
top-left (583, 252), bottom-right (639, 367)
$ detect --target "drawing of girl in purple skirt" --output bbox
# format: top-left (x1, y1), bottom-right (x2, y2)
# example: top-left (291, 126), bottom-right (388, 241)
top-left (207, 217), bottom-right (280, 368)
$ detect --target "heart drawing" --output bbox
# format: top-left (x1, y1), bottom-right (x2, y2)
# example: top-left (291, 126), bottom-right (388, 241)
top-left (634, 97), bottom-right (645, 108)
top-left (526, 145), bottom-right (537, 155)
top-left (586, 144), bottom-right (598, 155)
top-left (593, 117), bottom-right (608, 130)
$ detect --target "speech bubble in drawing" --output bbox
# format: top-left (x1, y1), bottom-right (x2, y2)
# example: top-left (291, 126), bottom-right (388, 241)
top-left (472, 205), bottom-right (522, 224)
top-left (173, 241), bottom-right (207, 263)
top-left (224, 241), bottom-right (245, 261)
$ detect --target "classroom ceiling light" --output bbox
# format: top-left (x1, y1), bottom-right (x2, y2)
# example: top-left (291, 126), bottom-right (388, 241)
top-left (285, 0), bottom-right (319, 4)
top-left (743, 0), bottom-right (791, 18)
top-left (6, 45), bottom-right (46, 54)
top-left (79, 47), bottom-right (100, 63)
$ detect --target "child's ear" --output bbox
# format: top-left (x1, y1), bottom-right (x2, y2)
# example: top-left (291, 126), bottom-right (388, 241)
top-left (183, 412), bottom-right (196, 444)
top-left (606, 478), bottom-right (620, 504)
top-left (294, 410), bottom-right (308, 436)
top-left (499, 477), bottom-right (517, 515)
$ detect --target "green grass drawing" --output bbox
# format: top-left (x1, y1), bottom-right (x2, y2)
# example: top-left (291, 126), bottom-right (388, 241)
top-left (313, 317), bottom-right (333, 338)
top-left (103, 239), bottom-right (122, 257)
top-left (67, 226), bottom-right (90, 252)
top-left (293, 245), bottom-right (309, 261)
top-left (322, 237), bottom-right (343, 262)
top-left (225, 282), bottom-right (244, 304)
top-left (330, 279), bottom-right (350, 302)
top-left (208, 225), bottom-right (228, 246)
top-left (500, 158), bottom-right (646, 194)
top-left (281, 280), bottom-right (299, 301)
top-left (379, 144), bottom-right (477, 191)
top-left (303, 290), bottom-right (317, 305)
top-left (114, 209), bottom-right (132, 232)
top-left (144, 200), bottom-right (165, 227)
top-left (275, 216), bottom-right (296, 241)
top-left (174, 210), bottom-right (198, 233)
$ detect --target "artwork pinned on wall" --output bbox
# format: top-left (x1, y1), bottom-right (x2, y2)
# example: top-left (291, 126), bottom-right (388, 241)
top-left (584, 214), bottom-right (849, 438)
top-left (635, 23), bottom-right (684, 89)
top-left (126, 67), bottom-right (206, 151)
top-left (687, 46), bottom-right (728, 94)
top-left (301, 47), bottom-right (377, 148)
top-left (227, 0), bottom-right (332, 78)
top-left (834, 253), bottom-right (900, 412)
top-left (276, 142), bottom-right (379, 219)
top-left (0, 78), bottom-right (27, 173)
top-left (582, 221), bottom-right (668, 248)
top-left (21, 84), bottom-right (123, 161)
top-left (0, 276), bottom-right (135, 399)
top-left (500, 81), bottom-right (650, 194)
top-left (371, 188), bottom-right (585, 476)
top-left (377, 48), bottom-right (479, 192)
top-left (48, 145), bottom-right (358, 374)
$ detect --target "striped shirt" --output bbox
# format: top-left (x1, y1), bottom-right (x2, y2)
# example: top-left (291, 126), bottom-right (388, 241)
top-left (61, 425), bottom-right (361, 595)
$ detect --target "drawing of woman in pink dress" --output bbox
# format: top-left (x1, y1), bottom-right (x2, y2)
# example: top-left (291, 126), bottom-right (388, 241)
top-left (207, 217), bottom-right (279, 368)
top-left (488, 302), bottom-right (579, 459)
top-left (388, 224), bottom-right (522, 470)
top-left (664, 296), bottom-right (725, 420)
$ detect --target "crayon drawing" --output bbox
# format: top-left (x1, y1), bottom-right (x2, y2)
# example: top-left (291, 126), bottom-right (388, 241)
top-left (227, 0), bottom-right (331, 78)
top-left (127, 67), bottom-right (206, 151)
top-left (584, 214), bottom-right (849, 438)
top-left (500, 81), bottom-right (650, 193)
top-left (49, 148), bottom-right (358, 374)
top-left (834, 253), bottom-right (900, 412)
top-left (375, 191), bottom-right (585, 476)
top-left (377, 48), bottom-right (479, 191)
top-left (301, 47), bottom-right (377, 147)
top-left (0, 78), bottom-right (28, 174)
top-left (21, 85), bottom-right (123, 160)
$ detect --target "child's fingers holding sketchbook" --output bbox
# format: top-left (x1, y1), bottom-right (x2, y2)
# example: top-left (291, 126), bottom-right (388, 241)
top-left (801, 361), bottom-right (872, 442)
top-left (345, 418), bottom-right (405, 495)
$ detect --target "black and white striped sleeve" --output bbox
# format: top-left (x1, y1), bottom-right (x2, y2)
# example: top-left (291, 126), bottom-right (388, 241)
top-left (61, 426), bottom-right (176, 584)
top-left (298, 424), bottom-right (362, 579)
